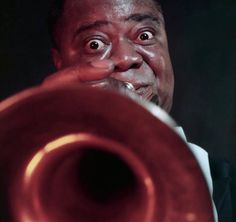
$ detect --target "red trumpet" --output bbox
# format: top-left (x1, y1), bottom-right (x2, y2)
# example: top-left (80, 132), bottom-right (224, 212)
top-left (0, 85), bottom-right (214, 222)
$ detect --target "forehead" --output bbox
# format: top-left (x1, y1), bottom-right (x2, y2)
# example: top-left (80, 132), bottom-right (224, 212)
top-left (62, 0), bottom-right (161, 23)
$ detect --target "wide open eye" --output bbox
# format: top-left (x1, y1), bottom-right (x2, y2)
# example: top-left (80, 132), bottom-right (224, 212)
top-left (85, 39), bottom-right (106, 53)
top-left (138, 31), bottom-right (154, 41)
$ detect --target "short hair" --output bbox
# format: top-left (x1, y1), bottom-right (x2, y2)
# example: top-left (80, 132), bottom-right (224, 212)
top-left (48, 0), bottom-right (163, 49)
top-left (48, 0), bottom-right (65, 48)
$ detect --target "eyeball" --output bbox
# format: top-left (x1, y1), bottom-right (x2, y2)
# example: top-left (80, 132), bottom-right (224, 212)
top-left (138, 31), bottom-right (154, 41)
top-left (86, 39), bottom-right (105, 51)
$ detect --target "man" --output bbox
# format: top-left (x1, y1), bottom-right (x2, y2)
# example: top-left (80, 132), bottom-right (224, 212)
top-left (44, 0), bottom-right (174, 113)
top-left (44, 0), bottom-right (232, 221)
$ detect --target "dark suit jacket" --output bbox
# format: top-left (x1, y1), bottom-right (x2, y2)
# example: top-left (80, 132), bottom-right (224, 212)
top-left (210, 158), bottom-right (235, 222)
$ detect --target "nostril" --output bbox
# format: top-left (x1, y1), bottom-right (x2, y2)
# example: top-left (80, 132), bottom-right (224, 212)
top-left (114, 62), bottom-right (141, 72)
top-left (130, 63), bottom-right (140, 69)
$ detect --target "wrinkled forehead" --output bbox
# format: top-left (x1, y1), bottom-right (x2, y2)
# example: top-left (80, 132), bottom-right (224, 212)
top-left (64, 0), bottom-right (160, 8)
top-left (62, 0), bottom-right (162, 18)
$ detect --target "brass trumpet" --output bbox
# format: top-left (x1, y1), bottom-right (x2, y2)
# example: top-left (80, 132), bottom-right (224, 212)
top-left (0, 84), bottom-right (214, 222)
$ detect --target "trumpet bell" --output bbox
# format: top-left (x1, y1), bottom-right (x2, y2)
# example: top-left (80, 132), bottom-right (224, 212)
top-left (0, 85), bottom-right (214, 222)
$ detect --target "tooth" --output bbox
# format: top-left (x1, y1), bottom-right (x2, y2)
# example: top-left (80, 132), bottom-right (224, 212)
top-left (124, 82), bottom-right (135, 91)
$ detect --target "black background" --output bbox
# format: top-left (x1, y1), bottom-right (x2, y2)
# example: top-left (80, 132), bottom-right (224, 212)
top-left (0, 0), bottom-right (236, 168)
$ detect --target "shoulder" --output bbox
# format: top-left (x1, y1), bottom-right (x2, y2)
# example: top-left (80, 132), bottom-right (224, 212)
top-left (209, 157), bottom-right (234, 222)
top-left (209, 157), bottom-right (231, 180)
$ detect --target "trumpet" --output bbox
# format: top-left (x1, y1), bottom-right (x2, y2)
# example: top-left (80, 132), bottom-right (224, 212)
top-left (0, 84), bottom-right (214, 222)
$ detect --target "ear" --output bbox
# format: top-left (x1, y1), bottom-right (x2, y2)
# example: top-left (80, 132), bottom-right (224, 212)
top-left (51, 48), bottom-right (63, 70)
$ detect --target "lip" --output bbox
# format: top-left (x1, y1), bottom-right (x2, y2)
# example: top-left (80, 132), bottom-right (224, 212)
top-left (86, 78), bottom-right (156, 102)
top-left (134, 85), bottom-right (154, 101)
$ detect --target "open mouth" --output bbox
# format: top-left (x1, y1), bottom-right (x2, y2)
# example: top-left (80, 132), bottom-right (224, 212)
top-left (84, 78), bottom-right (158, 104)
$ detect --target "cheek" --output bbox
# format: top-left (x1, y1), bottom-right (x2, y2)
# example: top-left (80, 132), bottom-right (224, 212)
top-left (136, 46), bottom-right (174, 94)
top-left (158, 56), bottom-right (166, 76)
top-left (136, 46), bottom-right (166, 78)
top-left (59, 49), bottom-right (90, 68)
top-left (60, 46), bottom-right (112, 68)
top-left (155, 55), bottom-right (174, 94)
top-left (61, 51), bottom-right (78, 68)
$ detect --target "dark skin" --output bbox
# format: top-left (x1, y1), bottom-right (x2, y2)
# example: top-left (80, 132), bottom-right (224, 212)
top-left (44, 0), bottom-right (174, 112)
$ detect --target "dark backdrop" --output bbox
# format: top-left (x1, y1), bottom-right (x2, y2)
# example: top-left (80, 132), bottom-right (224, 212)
top-left (0, 1), bottom-right (235, 167)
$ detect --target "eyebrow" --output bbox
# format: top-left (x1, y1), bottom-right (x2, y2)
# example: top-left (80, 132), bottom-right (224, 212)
top-left (75, 20), bottom-right (111, 35)
top-left (125, 13), bottom-right (162, 25)
top-left (75, 13), bottom-right (162, 36)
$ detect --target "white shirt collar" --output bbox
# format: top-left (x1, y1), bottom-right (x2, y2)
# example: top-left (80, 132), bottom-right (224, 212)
top-left (174, 127), bottom-right (213, 193)
top-left (174, 126), bottom-right (218, 222)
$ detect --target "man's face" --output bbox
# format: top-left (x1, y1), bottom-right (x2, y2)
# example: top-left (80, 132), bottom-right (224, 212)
top-left (52, 0), bottom-right (174, 112)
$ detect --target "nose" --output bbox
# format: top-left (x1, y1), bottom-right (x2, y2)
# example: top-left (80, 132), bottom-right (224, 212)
top-left (111, 39), bottom-right (143, 72)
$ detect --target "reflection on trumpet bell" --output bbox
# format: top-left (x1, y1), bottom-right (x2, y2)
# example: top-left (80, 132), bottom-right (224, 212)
top-left (0, 84), bottom-right (214, 222)
top-left (15, 133), bottom-right (155, 222)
